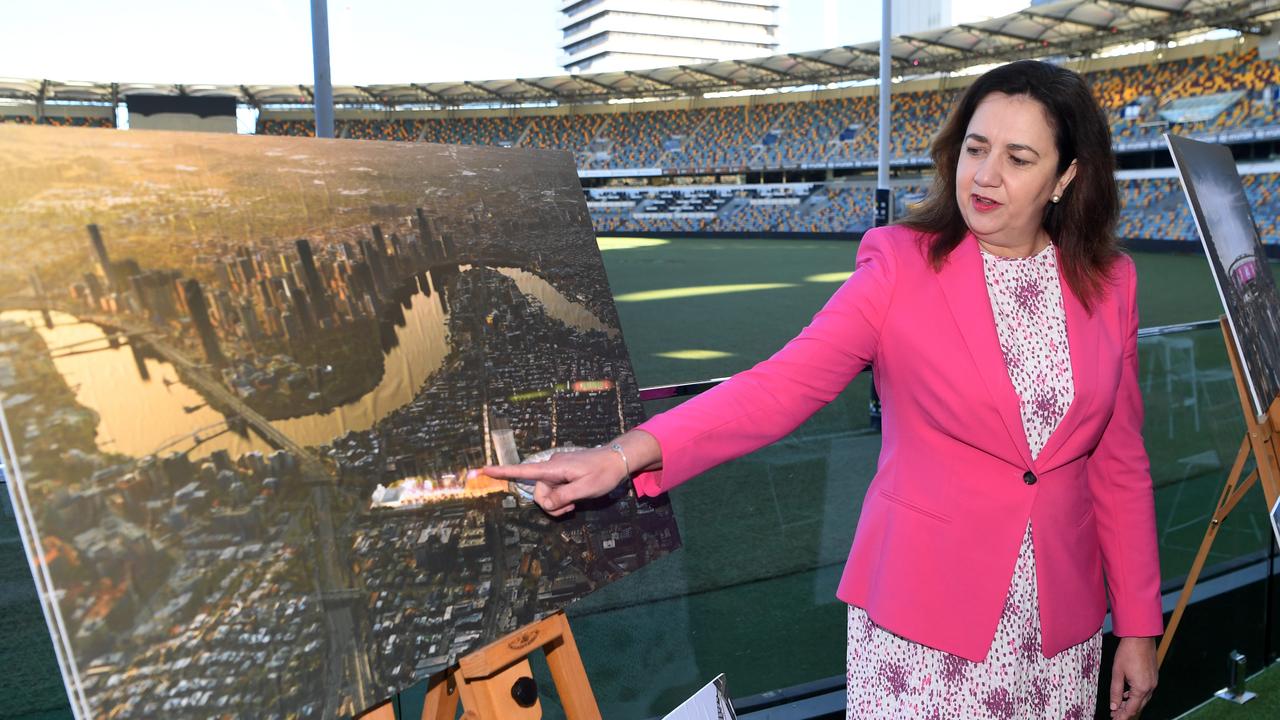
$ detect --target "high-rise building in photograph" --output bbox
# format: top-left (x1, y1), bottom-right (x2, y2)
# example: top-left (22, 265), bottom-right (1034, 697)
top-left (559, 0), bottom-right (779, 74)
top-left (180, 278), bottom-right (227, 368)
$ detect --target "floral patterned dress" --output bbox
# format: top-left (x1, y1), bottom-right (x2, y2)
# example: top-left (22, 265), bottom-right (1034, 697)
top-left (845, 243), bottom-right (1104, 719)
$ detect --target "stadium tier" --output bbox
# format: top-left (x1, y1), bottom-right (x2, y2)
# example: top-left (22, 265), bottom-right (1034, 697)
top-left (0, 114), bottom-right (113, 128)
top-left (256, 48), bottom-right (1280, 172)
top-left (245, 46), bottom-right (1280, 244)
top-left (583, 174), bottom-right (1280, 242)
top-left (6, 45), bottom-right (1279, 243)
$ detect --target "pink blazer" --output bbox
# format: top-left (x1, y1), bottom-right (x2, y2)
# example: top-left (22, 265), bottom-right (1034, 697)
top-left (631, 224), bottom-right (1164, 662)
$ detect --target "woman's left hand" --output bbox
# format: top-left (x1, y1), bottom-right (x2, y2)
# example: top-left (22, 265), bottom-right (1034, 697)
top-left (1109, 636), bottom-right (1158, 719)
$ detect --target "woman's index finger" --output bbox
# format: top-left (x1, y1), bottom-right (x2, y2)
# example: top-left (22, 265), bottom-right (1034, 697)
top-left (476, 463), bottom-right (567, 483)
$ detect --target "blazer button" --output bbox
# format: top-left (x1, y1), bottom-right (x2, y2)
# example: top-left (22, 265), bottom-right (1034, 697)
top-left (1023, 471), bottom-right (1038, 485)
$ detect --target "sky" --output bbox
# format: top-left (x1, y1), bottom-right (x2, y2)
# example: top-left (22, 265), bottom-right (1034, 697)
top-left (0, 1), bottom-right (1032, 86)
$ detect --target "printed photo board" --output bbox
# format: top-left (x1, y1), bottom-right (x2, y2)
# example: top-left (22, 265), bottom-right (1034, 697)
top-left (0, 124), bottom-right (680, 719)
top-left (1166, 133), bottom-right (1280, 418)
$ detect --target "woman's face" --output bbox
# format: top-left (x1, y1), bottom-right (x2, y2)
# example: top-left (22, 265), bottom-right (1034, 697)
top-left (955, 92), bottom-right (1076, 250)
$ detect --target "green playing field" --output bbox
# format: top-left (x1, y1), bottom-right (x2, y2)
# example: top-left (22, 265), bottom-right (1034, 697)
top-left (597, 235), bottom-right (1229, 389)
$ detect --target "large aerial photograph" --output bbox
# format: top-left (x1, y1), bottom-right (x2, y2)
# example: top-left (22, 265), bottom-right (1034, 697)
top-left (0, 124), bottom-right (680, 719)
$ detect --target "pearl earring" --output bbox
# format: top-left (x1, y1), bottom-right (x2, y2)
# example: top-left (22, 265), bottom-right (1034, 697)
top-left (1051, 194), bottom-right (1061, 204)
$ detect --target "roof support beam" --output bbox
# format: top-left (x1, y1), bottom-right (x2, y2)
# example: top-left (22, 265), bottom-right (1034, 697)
top-left (734, 60), bottom-right (794, 81)
top-left (900, 34), bottom-right (967, 52)
top-left (36, 79), bottom-right (48, 121)
top-left (625, 70), bottom-right (681, 91)
top-left (411, 83), bottom-right (449, 105)
top-left (514, 78), bottom-right (561, 101)
top-left (463, 80), bottom-right (509, 103)
top-left (789, 53), bottom-right (854, 72)
top-left (570, 73), bottom-right (628, 98)
top-left (839, 44), bottom-right (893, 73)
top-left (239, 85), bottom-right (261, 108)
top-left (677, 65), bottom-right (737, 85)
top-left (355, 86), bottom-right (387, 106)
top-left (899, 34), bottom-right (967, 62)
top-left (842, 44), bottom-right (885, 60)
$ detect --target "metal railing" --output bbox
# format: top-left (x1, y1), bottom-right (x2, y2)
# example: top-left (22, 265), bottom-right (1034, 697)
top-left (637, 318), bottom-right (1226, 400)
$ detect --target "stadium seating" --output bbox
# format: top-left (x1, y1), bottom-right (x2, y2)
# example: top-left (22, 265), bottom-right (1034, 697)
top-left (585, 175), bottom-right (1280, 243)
top-left (1244, 172), bottom-right (1280, 242)
top-left (342, 118), bottom-right (421, 142)
top-left (584, 183), bottom-right (938, 235)
top-left (1099, 50), bottom-right (1280, 142)
top-left (252, 49), bottom-right (1280, 178)
top-left (1115, 177), bottom-right (1197, 240)
top-left (0, 115), bottom-right (112, 127)
top-left (259, 119), bottom-right (314, 137)
top-left (223, 48), bottom-right (1280, 246)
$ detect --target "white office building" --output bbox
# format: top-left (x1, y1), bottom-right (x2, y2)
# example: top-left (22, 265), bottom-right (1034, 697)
top-left (892, 0), bottom-right (952, 36)
top-left (560, 0), bottom-right (780, 74)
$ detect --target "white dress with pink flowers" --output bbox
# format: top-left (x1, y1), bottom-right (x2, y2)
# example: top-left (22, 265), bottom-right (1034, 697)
top-left (845, 243), bottom-right (1103, 719)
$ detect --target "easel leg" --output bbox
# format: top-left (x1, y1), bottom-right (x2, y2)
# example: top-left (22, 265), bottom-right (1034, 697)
top-left (543, 613), bottom-right (602, 720)
top-left (1158, 436), bottom-right (1259, 667)
top-left (422, 669), bottom-right (460, 720)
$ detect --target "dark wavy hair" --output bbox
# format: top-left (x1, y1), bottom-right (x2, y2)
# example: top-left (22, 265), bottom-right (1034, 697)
top-left (901, 59), bottom-right (1121, 312)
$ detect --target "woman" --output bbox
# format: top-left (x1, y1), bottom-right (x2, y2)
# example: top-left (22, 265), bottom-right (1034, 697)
top-left (483, 60), bottom-right (1163, 720)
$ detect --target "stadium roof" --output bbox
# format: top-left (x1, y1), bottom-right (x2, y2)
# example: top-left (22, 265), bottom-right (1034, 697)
top-left (1, 0), bottom-right (1276, 109)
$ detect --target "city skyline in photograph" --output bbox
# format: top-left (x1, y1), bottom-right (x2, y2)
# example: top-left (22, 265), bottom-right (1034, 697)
top-left (0, 124), bottom-right (680, 719)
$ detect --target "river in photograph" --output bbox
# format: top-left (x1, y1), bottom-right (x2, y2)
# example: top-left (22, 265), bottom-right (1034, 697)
top-left (2, 266), bottom-right (611, 462)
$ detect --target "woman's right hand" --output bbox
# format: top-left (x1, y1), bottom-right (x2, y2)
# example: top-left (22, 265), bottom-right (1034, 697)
top-left (481, 446), bottom-right (630, 517)
top-left (483, 430), bottom-right (661, 517)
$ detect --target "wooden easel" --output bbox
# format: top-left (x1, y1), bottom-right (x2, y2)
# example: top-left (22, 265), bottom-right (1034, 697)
top-left (360, 611), bottom-right (602, 720)
top-left (1157, 317), bottom-right (1280, 667)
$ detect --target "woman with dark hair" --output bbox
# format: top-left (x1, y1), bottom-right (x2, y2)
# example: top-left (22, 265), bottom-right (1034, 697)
top-left (483, 59), bottom-right (1162, 719)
